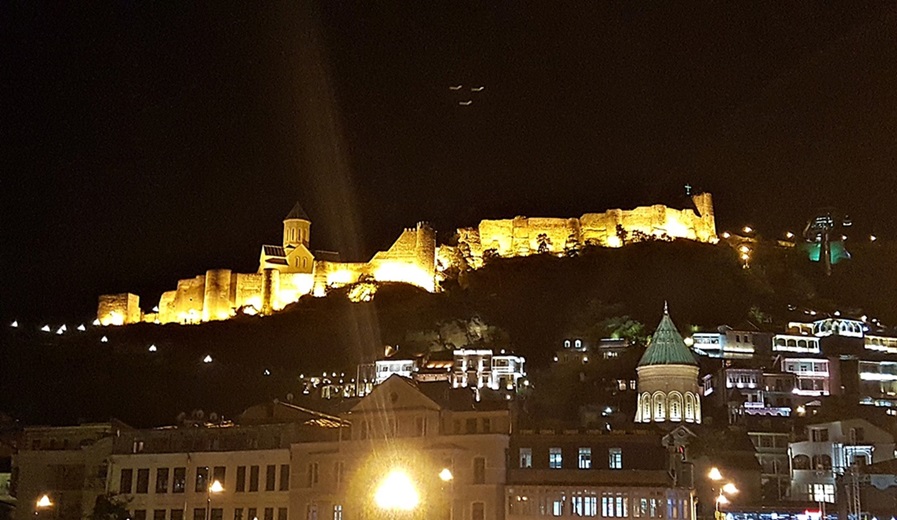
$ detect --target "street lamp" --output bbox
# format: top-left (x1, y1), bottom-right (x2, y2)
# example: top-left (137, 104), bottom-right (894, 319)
top-left (374, 469), bottom-right (419, 512)
top-left (439, 468), bottom-right (454, 520)
top-left (708, 468), bottom-right (738, 519)
top-left (207, 479), bottom-right (223, 520)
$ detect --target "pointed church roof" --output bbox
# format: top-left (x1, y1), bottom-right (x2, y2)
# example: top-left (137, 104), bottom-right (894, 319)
top-left (284, 201), bottom-right (310, 221)
top-left (638, 303), bottom-right (698, 367)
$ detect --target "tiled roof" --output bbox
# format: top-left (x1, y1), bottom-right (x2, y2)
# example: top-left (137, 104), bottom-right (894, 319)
top-left (638, 303), bottom-right (698, 367)
top-left (262, 245), bottom-right (286, 257)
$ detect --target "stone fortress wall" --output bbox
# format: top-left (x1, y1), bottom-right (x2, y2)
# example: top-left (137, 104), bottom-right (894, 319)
top-left (450, 193), bottom-right (716, 267)
top-left (98, 194), bottom-right (715, 326)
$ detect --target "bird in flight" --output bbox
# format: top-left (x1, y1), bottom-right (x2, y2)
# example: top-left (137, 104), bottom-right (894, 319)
top-left (449, 85), bottom-right (463, 90)
top-left (470, 86), bottom-right (485, 92)
top-left (458, 100), bottom-right (473, 106)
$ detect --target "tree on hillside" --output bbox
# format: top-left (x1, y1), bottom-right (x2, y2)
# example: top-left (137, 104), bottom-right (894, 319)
top-left (537, 233), bottom-right (551, 254)
top-left (564, 233), bottom-right (582, 257)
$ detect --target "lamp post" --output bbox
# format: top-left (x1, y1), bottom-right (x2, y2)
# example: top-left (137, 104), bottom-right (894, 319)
top-left (708, 467), bottom-right (738, 520)
top-left (374, 468), bottom-right (419, 518)
top-left (206, 479), bottom-right (223, 520)
top-left (439, 468), bottom-right (454, 520)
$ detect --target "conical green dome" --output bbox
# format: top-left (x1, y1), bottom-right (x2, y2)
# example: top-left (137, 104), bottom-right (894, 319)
top-left (638, 303), bottom-right (698, 367)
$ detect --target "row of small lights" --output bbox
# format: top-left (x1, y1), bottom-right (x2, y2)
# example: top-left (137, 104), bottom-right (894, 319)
top-left (720, 226), bottom-right (878, 242)
top-left (10, 319), bottom-right (279, 376)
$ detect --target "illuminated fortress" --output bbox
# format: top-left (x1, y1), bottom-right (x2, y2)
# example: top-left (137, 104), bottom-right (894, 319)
top-left (446, 192), bottom-right (716, 268)
top-left (97, 193), bottom-right (716, 325)
top-left (98, 203), bottom-right (437, 325)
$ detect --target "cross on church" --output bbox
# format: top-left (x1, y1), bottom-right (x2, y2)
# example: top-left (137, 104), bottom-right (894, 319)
top-left (684, 183), bottom-right (692, 196)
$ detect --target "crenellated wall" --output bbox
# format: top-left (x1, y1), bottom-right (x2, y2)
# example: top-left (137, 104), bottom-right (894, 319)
top-left (97, 197), bottom-right (713, 326)
top-left (453, 193), bottom-right (717, 264)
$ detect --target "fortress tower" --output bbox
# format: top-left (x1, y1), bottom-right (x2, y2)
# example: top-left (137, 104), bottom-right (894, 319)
top-left (635, 304), bottom-right (702, 425)
top-left (283, 201), bottom-right (311, 251)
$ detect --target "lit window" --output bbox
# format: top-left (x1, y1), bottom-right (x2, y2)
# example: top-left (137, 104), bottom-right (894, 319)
top-left (549, 447), bottom-right (563, 469)
top-left (574, 447), bottom-right (591, 469)
top-left (332, 504), bottom-right (342, 520)
top-left (609, 448), bottom-right (622, 469)
top-left (519, 448), bottom-right (532, 468)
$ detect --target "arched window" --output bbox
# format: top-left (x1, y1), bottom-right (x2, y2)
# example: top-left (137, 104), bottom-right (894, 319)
top-left (653, 392), bottom-right (666, 422)
top-left (564, 340), bottom-right (571, 349)
top-left (575, 339), bottom-right (582, 348)
top-left (798, 339), bottom-right (807, 349)
top-left (694, 396), bottom-right (701, 423)
top-left (684, 393), bottom-right (695, 421)
top-left (787, 339), bottom-right (797, 347)
top-left (641, 393), bottom-right (651, 422)
top-left (669, 392), bottom-right (683, 421)
top-left (775, 338), bottom-right (786, 346)
top-left (792, 454), bottom-right (810, 470)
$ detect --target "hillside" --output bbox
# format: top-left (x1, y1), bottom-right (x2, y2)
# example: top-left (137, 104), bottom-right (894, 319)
top-left (2, 238), bottom-right (895, 427)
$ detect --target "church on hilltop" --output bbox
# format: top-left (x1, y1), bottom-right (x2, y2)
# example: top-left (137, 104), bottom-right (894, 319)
top-left (97, 203), bottom-right (437, 325)
top-left (97, 193), bottom-right (717, 326)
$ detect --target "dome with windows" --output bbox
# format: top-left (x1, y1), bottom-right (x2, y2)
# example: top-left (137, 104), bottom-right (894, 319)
top-left (634, 303), bottom-right (702, 425)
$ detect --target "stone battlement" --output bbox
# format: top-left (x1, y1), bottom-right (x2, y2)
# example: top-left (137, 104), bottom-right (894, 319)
top-left (97, 195), bottom-right (715, 325)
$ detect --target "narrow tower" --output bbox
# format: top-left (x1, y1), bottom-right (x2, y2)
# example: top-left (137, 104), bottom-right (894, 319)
top-left (635, 303), bottom-right (702, 425)
top-left (283, 202), bottom-right (311, 251)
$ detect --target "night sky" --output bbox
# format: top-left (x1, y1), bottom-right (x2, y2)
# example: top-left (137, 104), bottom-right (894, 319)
top-left (3, 2), bottom-right (896, 321)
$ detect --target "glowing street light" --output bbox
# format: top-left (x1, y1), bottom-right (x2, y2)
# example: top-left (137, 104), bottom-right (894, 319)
top-left (785, 231), bottom-right (795, 239)
top-left (36, 495), bottom-right (52, 509)
top-left (721, 231), bottom-right (731, 239)
top-left (708, 467), bottom-right (738, 516)
top-left (439, 468), bottom-right (454, 482)
top-left (742, 226), bottom-right (753, 234)
top-left (374, 469), bottom-right (420, 512)
top-left (870, 235), bottom-right (877, 242)
top-left (206, 479), bottom-right (224, 520)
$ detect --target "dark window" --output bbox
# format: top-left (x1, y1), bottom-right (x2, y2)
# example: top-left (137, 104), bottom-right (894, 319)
top-left (236, 466), bottom-right (246, 492)
top-left (277, 508), bottom-right (287, 520)
top-left (134, 510), bottom-right (147, 520)
top-left (335, 462), bottom-right (344, 487)
top-left (248, 509), bottom-right (257, 520)
top-left (473, 457), bottom-right (486, 484)
top-left (213, 466), bottom-right (226, 487)
top-left (234, 509), bottom-right (243, 520)
top-left (279, 464), bottom-right (290, 491)
top-left (210, 509), bottom-right (223, 520)
top-left (266, 465), bottom-right (276, 491)
top-left (264, 508), bottom-right (274, 520)
top-left (454, 420), bottom-right (461, 434)
top-left (171, 510), bottom-right (184, 520)
top-left (472, 502), bottom-right (485, 520)
top-left (195, 467), bottom-right (209, 493)
top-left (136, 469), bottom-right (150, 493)
top-left (307, 463), bottom-right (319, 487)
top-left (153, 510), bottom-right (166, 520)
top-left (173, 467), bottom-right (186, 493)
top-left (466, 419), bottom-right (477, 433)
top-left (156, 468), bottom-right (169, 494)
top-left (249, 466), bottom-right (259, 492)
top-left (193, 509), bottom-right (206, 520)
top-left (120, 468), bottom-right (134, 494)
top-left (482, 418), bottom-right (491, 433)
top-left (415, 417), bottom-right (426, 436)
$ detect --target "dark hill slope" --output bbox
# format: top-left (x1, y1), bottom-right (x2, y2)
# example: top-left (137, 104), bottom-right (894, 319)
top-left (2, 239), bottom-right (894, 427)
